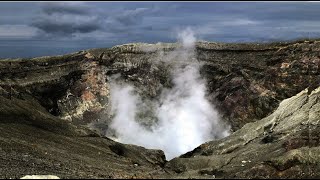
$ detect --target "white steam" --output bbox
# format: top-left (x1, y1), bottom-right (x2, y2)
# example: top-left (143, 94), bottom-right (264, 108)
top-left (108, 28), bottom-right (230, 160)
top-left (177, 27), bottom-right (196, 49)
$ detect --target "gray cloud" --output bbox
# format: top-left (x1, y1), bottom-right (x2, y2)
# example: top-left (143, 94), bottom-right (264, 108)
top-left (114, 8), bottom-right (150, 26)
top-left (242, 3), bottom-right (320, 21)
top-left (29, 3), bottom-right (157, 39)
top-left (30, 2), bottom-right (102, 38)
top-left (41, 2), bottom-right (91, 15)
top-left (3, 2), bottom-right (320, 58)
top-left (1, 2), bottom-right (320, 43)
top-left (32, 20), bottom-right (101, 36)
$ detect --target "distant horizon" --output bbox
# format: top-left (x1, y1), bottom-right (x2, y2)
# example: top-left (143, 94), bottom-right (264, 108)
top-left (1, 36), bottom-right (320, 59)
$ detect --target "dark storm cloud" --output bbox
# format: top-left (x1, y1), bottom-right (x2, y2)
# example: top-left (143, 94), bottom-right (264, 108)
top-left (32, 18), bottom-right (101, 36)
top-left (30, 2), bottom-right (102, 37)
top-left (41, 2), bottom-right (91, 15)
top-left (29, 2), bottom-right (158, 38)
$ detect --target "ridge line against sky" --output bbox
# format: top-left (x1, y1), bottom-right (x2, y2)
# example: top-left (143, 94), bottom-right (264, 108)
top-left (1, 1), bottom-right (320, 58)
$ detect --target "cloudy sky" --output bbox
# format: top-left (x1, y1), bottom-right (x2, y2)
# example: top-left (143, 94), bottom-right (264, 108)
top-left (1, 1), bottom-right (320, 58)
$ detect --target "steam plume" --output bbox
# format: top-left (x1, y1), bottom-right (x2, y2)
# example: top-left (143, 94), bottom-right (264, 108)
top-left (108, 28), bottom-right (230, 160)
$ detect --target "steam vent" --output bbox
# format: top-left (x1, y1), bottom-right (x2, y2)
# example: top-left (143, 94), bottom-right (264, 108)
top-left (1, 1), bottom-right (320, 179)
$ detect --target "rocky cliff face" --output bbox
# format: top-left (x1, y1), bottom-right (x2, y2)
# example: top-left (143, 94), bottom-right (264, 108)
top-left (2, 40), bottom-right (320, 131)
top-left (0, 39), bottom-right (319, 178)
